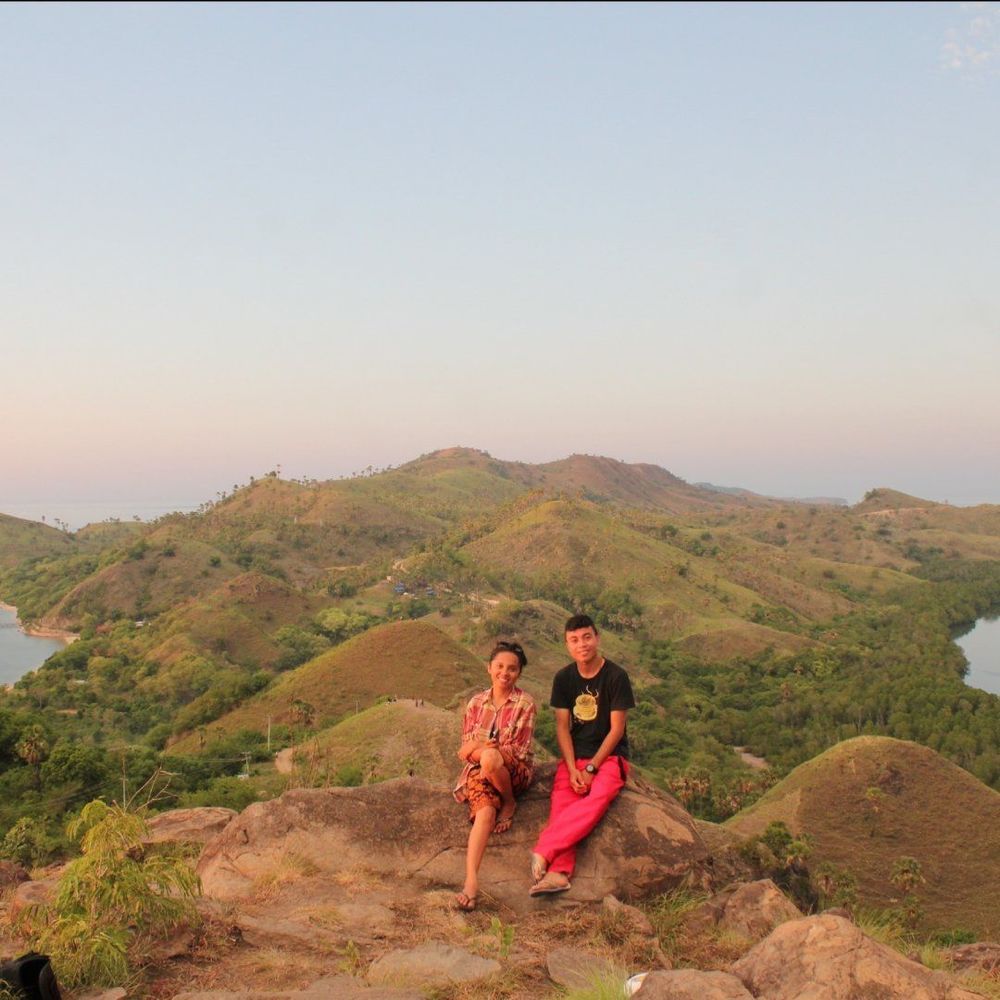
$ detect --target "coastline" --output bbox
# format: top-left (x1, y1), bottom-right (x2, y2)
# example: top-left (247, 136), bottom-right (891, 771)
top-left (0, 600), bottom-right (78, 644)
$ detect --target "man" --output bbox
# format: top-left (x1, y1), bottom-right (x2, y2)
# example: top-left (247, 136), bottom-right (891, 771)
top-left (529, 613), bottom-right (635, 895)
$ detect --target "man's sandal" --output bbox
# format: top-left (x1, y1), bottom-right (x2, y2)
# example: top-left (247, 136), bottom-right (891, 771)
top-left (530, 852), bottom-right (548, 882)
top-left (529, 872), bottom-right (571, 896)
top-left (455, 891), bottom-right (478, 911)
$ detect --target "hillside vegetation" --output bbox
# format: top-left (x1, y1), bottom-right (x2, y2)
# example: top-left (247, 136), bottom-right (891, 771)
top-left (2, 446), bottom-right (1000, 918)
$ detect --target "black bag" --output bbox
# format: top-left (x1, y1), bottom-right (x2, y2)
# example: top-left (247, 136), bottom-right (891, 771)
top-left (0, 952), bottom-right (62, 1000)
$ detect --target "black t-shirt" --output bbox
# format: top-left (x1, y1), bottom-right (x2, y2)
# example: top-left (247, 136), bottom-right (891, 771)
top-left (550, 658), bottom-right (636, 760)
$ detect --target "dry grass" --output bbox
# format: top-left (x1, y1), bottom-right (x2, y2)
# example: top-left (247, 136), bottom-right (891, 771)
top-left (424, 966), bottom-right (546, 1000)
top-left (329, 864), bottom-right (383, 892)
top-left (250, 851), bottom-right (321, 903)
top-left (959, 971), bottom-right (1000, 1000)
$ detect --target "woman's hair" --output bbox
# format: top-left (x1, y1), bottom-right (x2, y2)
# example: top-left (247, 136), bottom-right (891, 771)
top-left (489, 640), bottom-right (527, 670)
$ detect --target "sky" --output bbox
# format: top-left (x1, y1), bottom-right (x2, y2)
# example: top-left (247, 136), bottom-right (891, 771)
top-left (2, 2), bottom-right (998, 527)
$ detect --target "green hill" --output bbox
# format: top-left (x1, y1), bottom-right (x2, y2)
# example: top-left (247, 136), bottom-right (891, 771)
top-left (294, 699), bottom-right (463, 786)
top-left (169, 619), bottom-right (484, 752)
top-left (0, 513), bottom-right (76, 570)
top-left (134, 571), bottom-right (325, 673)
top-left (726, 736), bottom-right (1000, 937)
top-left (44, 535), bottom-right (243, 629)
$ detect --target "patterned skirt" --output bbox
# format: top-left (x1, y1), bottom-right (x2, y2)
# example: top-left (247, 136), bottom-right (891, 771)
top-left (463, 749), bottom-right (533, 821)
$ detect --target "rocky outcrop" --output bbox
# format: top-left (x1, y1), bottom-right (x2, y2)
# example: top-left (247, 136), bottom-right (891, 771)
top-left (145, 807), bottom-right (237, 845)
top-left (197, 765), bottom-right (707, 913)
top-left (687, 879), bottom-right (802, 940)
top-left (731, 914), bottom-right (981, 1000)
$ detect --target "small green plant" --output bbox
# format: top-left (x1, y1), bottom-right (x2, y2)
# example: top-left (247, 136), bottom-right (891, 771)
top-left (929, 928), bottom-right (976, 947)
top-left (853, 907), bottom-right (910, 952)
top-left (559, 965), bottom-right (631, 1000)
top-left (890, 856), bottom-right (926, 929)
top-left (16, 794), bottom-right (200, 989)
top-left (815, 861), bottom-right (858, 911)
top-left (489, 915), bottom-right (515, 959)
top-left (889, 856), bottom-right (925, 895)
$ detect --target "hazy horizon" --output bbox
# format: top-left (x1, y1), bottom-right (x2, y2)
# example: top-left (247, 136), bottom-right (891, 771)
top-left (3, 443), bottom-right (1000, 532)
top-left (3, 4), bottom-right (998, 516)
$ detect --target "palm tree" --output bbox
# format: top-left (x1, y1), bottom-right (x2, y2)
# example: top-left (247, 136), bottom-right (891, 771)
top-left (16, 725), bottom-right (50, 790)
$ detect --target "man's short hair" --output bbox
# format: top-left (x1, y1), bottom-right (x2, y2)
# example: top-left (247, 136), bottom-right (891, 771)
top-left (564, 613), bottom-right (598, 634)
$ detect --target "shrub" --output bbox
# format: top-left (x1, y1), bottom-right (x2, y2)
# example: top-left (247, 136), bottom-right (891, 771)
top-left (16, 799), bottom-right (200, 989)
top-left (1, 816), bottom-right (47, 866)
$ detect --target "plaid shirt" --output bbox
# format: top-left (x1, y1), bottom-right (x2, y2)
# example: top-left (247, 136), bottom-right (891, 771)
top-left (452, 685), bottom-right (536, 802)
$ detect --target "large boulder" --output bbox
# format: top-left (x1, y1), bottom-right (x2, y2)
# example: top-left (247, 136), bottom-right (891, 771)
top-left (687, 879), bottom-right (802, 940)
top-left (731, 914), bottom-right (981, 1000)
top-left (197, 765), bottom-right (707, 913)
top-left (145, 807), bottom-right (237, 845)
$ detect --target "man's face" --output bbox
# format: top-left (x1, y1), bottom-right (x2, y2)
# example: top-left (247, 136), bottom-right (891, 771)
top-left (565, 626), bottom-right (600, 667)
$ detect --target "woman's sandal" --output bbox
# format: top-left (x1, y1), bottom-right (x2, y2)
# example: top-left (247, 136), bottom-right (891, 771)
top-left (455, 891), bottom-right (478, 912)
top-left (494, 805), bottom-right (516, 834)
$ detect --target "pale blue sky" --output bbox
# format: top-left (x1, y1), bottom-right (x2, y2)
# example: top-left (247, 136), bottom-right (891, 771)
top-left (2, 3), bottom-right (998, 525)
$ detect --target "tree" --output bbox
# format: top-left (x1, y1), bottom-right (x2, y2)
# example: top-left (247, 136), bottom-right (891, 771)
top-left (40, 741), bottom-right (111, 791)
top-left (16, 725), bottom-right (50, 790)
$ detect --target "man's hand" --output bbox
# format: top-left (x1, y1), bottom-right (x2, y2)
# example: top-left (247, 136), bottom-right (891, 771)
top-left (569, 766), bottom-right (589, 794)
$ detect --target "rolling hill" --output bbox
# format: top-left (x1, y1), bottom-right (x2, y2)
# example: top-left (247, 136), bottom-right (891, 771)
top-left (725, 736), bottom-right (1000, 937)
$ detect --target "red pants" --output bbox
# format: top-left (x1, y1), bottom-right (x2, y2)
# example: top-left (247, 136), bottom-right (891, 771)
top-left (533, 756), bottom-right (628, 877)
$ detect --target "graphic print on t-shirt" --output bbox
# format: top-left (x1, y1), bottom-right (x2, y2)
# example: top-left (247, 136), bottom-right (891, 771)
top-left (573, 686), bottom-right (598, 722)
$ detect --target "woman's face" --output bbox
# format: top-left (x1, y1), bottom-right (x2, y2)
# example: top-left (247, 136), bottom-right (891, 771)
top-left (488, 651), bottom-right (522, 690)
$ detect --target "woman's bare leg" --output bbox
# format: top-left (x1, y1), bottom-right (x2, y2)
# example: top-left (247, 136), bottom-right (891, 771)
top-left (459, 804), bottom-right (496, 907)
top-left (479, 748), bottom-right (516, 832)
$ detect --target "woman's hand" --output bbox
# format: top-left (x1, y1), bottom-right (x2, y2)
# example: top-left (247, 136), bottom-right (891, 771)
top-left (458, 736), bottom-right (489, 762)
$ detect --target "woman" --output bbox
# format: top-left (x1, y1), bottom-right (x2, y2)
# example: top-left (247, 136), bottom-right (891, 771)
top-left (452, 640), bottom-right (536, 911)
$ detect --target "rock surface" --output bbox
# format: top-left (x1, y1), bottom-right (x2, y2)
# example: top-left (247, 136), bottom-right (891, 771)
top-left (688, 879), bottom-right (802, 940)
top-left (941, 941), bottom-right (1000, 974)
top-left (635, 969), bottom-right (754, 999)
top-left (145, 807), bottom-right (238, 845)
top-left (9, 876), bottom-right (58, 919)
top-left (197, 765), bottom-right (707, 913)
top-left (731, 914), bottom-right (981, 1000)
top-left (171, 976), bottom-right (421, 1000)
top-left (603, 893), bottom-right (657, 936)
top-left (367, 942), bottom-right (501, 987)
top-left (231, 913), bottom-right (341, 950)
